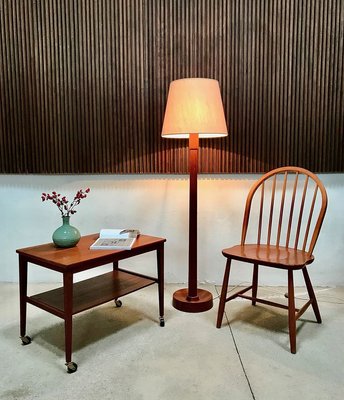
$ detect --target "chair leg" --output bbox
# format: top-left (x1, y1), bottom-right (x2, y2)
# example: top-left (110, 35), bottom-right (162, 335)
top-left (302, 267), bottom-right (322, 323)
top-left (287, 270), bottom-right (297, 354)
top-left (252, 263), bottom-right (259, 305)
top-left (216, 258), bottom-right (232, 328)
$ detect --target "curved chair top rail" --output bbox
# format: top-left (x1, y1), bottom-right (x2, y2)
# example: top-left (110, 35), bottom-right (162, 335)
top-left (241, 166), bottom-right (328, 256)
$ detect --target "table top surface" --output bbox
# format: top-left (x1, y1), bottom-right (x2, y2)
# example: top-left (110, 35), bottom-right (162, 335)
top-left (16, 234), bottom-right (166, 271)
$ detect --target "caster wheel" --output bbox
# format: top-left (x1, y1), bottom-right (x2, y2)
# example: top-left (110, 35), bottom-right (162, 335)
top-left (66, 361), bottom-right (78, 374)
top-left (159, 317), bottom-right (165, 327)
top-left (20, 335), bottom-right (32, 345)
top-left (115, 299), bottom-right (122, 307)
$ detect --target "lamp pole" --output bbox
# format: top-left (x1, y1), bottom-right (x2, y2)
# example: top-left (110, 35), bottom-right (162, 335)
top-left (172, 133), bottom-right (213, 312)
top-left (187, 133), bottom-right (199, 300)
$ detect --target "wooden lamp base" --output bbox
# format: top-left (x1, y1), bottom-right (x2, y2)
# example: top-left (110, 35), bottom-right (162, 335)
top-left (172, 288), bottom-right (213, 313)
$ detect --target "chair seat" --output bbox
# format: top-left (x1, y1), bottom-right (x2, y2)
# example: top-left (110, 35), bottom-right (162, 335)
top-left (222, 244), bottom-right (314, 269)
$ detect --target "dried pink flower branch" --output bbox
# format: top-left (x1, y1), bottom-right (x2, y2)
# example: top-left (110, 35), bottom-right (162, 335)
top-left (41, 188), bottom-right (90, 217)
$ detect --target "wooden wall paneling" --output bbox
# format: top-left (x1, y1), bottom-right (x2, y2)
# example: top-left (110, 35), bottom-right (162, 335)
top-left (0, 0), bottom-right (343, 173)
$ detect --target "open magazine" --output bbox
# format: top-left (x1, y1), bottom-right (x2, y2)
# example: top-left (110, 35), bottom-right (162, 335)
top-left (90, 229), bottom-right (140, 250)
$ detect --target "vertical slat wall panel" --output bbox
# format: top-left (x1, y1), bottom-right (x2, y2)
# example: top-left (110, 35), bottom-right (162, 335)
top-left (0, 0), bottom-right (343, 173)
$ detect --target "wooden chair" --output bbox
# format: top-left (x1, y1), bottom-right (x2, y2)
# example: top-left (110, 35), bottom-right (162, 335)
top-left (216, 166), bottom-right (328, 353)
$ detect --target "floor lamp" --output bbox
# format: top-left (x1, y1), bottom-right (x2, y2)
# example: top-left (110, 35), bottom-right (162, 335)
top-left (161, 78), bottom-right (228, 312)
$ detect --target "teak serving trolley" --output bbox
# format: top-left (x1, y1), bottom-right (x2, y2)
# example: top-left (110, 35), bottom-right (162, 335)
top-left (17, 234), bottom-right (165, 373)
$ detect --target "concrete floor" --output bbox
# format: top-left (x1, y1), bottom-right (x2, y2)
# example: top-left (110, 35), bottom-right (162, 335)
top-left (1, 282), bottom-right (343, 400)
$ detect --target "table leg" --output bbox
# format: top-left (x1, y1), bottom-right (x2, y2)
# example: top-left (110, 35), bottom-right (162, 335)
top-left (157, 244), bottom-right (165, 326)
top-left (19, 256), bottom-right (31, 344)
top-left (112, 260), bottom-right (123, 307)
top-left (63, 272), bottom-right (77, 373)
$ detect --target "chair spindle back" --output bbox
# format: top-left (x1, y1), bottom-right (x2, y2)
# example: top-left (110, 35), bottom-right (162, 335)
top-left (241, 167), bottom-right (327, 256)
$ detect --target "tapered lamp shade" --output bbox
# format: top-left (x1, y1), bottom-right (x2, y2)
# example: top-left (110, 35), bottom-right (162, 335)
top-left (161, 78), bottom-right (228, 139)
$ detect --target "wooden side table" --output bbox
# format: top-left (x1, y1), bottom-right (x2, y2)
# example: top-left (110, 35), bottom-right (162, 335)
top-left (17, 234), bottom-right (165, 373)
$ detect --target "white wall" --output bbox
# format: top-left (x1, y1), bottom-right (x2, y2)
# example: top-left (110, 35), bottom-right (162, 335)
top-left (1, 173), bottom-right (343, 286)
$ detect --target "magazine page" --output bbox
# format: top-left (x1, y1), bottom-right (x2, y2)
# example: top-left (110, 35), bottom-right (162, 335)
top-left (99, 229), bottom-right (124, 238)
top-left (90, 237), bottom-right (136, 250)
top-left (99, 229), bottom-right (140, 239)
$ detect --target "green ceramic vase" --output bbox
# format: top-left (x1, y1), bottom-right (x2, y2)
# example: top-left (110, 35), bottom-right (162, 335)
top-left (52, 216), bottom-right (81, 248)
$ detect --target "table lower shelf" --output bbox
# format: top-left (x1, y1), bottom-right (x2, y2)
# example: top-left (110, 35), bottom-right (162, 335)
top-left (28, 270), bottom-right (156, 317)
